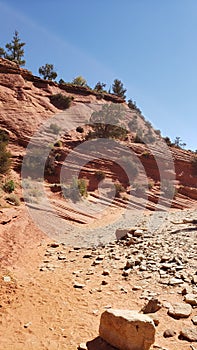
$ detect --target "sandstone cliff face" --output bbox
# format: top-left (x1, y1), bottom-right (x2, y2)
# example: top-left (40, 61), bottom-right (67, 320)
top-left (0, 58), bottom-right (196, 210)
top-left (0, 58), bottom-right (123, 146)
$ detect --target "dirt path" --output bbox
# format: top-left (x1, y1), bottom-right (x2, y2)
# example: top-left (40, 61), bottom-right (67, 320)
top-left (0, 206), bottom-right (197, 350)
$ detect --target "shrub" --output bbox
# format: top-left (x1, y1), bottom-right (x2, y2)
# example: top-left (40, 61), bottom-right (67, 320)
top-left (89, 104), bottom-right (128, 140)
top-left (0, 144), bottom-right (11, 174)
top-left (142, 151), bottom-right (150, 158)
top-left (114, 183), bottom-right (125, 197)
top-left (55, 152), bottom-right (61, 161)
top-left (53, 140), bottom-right (62, 147)
top-left (72, 76), bottom-right (87, 86)
top-left (148, 181), bottom-right (154, 190)
top-left (6, 194), bottom-right (20, 206)
top-left (164, 136), bottom-right (172, 146)
top-left (94, 81), bottom-right (106, 92)
top-left (63, 177), bottom-right (87, 202)
top-left (78, 179), bottom-right (87, 197)
top-left (76, 126), bottom-right (84, 133)
top-left (23, 178), bottom-right (43, 203)
top-left (50, 94), bottom-right (72, 109)
top-left (0, 129), bottom-right (9, 143)
top-left (39, 63), bottom-right (57, 80)
top-left (95, 170), bottom-right (106, 181)
top-left (49, 123), bottom-right (61, 135)
top-left (3, 180), bottom-right (15, 193)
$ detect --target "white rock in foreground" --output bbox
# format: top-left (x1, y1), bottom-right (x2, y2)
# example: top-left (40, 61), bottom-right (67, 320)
top-left (99, 309), bottom-right (155, 350)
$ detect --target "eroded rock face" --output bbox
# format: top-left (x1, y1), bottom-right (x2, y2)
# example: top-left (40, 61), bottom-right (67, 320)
top-left (99, 309), bottom-right (155, 350)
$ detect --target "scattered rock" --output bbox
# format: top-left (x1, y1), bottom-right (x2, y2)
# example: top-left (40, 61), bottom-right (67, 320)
top-left (184, 294), bottom-right (197, 306)
top-left (168, 277), bottom-right (184, 285)
top-left (99, 309), bottom-right (155, 350)
top-left (115, 229), bottom-right (129, 240)
top-left (192, 316), bottom-right (197, 325)
top-left (73, 283), bottom-right (85, 289)
top-left (192, 276), bottom-right (197, 284)
top-left (101, 280), bottom-right (108, 286)
top-left (96, 255), bottom-right (105, 261)
top-left (122, 269), bottom-right (131, 277)
top-left (141, 298), bottom-right (162, 314)
top-left (3, 276), bottom-right (11, 282)
top-left (49, 242), bottom-right (59, 248)
top-left (163, 329), bottom-right (176, 338)
top-left (24, 322), bottom-right (32, 328)
top-left (58, 254), bottom-right (67, 260)
top-left (146, 314), bottom-right (160, 326)
top-left (83, 254), bottom-right (93, 259)
top-left (133, 229), bottom-right (144, 237)
top-left (179, 327), bottom-right (197, 342)
top-left (168, 302), bottom-right (192, 319)
top-left (132, 285), bottom-right (143, 291)
top-left (78, 342), bottom-right (87, 350)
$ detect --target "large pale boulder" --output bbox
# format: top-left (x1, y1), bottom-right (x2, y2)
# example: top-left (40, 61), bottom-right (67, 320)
top-left (99, 309), bottom-right (155, 350)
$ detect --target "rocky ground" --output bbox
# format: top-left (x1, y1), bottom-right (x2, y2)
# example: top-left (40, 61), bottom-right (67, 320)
top-left (0, 206), bottom-right (197, 350)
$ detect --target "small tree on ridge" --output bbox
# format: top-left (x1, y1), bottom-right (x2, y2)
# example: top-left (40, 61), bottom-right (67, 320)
top-left (0, 30), bottom-right (26, 66)
top-left (112, 79), bottom-right (127, 99)
top-left (39, 64), bottom-right (57, 80)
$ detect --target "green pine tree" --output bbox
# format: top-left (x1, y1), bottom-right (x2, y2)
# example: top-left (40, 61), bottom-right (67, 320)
top-left (112, 79), bottom-right (127, 99)
top-left (4, 31), bottom-right (26, 66)
top-left (39, 64), bottom-right (57, 80)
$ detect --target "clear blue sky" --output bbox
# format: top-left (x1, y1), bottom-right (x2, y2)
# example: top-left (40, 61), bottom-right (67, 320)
top-left (0, 0), bottom-right (196, 150)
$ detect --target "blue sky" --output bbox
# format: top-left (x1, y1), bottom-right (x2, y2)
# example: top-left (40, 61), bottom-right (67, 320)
top-left (0, 0), bottom-right (196, 150)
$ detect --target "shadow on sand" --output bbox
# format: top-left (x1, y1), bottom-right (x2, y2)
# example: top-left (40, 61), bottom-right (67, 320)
top-left (86, 336), bottom-right (117, 350)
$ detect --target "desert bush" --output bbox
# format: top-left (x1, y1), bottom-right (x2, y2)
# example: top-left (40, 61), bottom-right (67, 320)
top-left (50, 94), bottom-right (72, 109)
top-left (55, 152), bottom-right (62, 161)
top-left (78, 179), bottom-right (87, 197)
top-left (63, 177), bottom-right (87, 202)
top-left (6, 194), bottom-right (20, 206)
top-left (114, 183), bottom-right (125, 197)
top-left (94, 81), bottom-right (106, 93)
top-left (3, 180), bottom-right (15, 193)
top-left (164, 136), bottom-right (172, 146)
top-left (53, 140), bottom-right (62, 147)
top-left (0, 129), bottom-right (9, 143)
top-left (142, 151), bottom-right (150, 158)
top-left (89, 104), bottom-right (128, 140)
top-left (72, 76), bottom-right (87, 86)
top-left (0, 130), bottom-right (11, 174)
top-left (95, 170), bottom-right (106, 181)
top-left (45, 155), bottom-right (56, 175)
top-left (49, 123), bottom-right (61, 135)
top-left (0, 146), bottom-right (11, 174)
top-left (148, 181), bottom-right (154, 190)
top-left (23, 178), bottom-right (43, 203)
